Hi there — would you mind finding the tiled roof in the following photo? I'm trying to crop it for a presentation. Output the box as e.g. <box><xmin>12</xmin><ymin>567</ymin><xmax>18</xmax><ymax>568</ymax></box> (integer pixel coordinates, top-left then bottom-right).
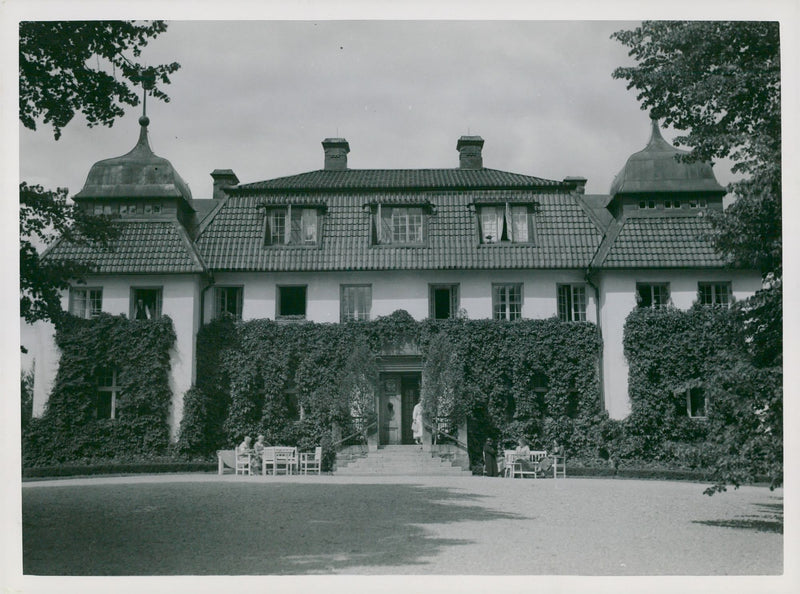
<box><xmin>195</xmin><ymin>190</ymin><xmax>603</xmax><ymax>271</ymax></box>
<box><xmin>233</xmin><ymin>168</ymin><xmax>564</xmax><ymax>192</ymax></box>
<box><xmin>598</xmin><ymin>214</ymin><xmax>728</xmax><ymax>268</ymax></box>
<box><xmin>44</xmin><ymin>220</ymin><xmax>206</xmax><ymax>274</ymax></box>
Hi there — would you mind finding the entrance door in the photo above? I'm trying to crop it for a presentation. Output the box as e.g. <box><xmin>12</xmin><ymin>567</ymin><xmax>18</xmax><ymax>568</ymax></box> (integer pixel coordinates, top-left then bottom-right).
<box><xmin>379</xmin><ymin>373</ymin><xmax>420</xmax><ymax>445</ymax></box>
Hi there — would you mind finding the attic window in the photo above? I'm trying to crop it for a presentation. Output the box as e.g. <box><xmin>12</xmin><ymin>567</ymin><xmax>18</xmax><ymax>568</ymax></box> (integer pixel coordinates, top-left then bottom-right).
<box><xmin>478</xmin><ymin>203</ymin><xmax>535</xmax><ymax>244</ymax></box>
<box><xmin>264</xmin><ymin>206</ymin><xmax>320</xmax><ymax>247</ymax></box>
<box><xmin>372</xmin><ymin>205</ymin><xmax>428</xmax><ymax>245</ymax></box>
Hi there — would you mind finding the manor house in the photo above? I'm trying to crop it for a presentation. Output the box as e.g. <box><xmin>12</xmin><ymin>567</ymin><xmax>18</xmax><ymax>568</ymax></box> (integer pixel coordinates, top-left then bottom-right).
<box><xmin>31</xmin><ymin>115</ymin><xmax>762</xmax><ymax>440</ymax></box>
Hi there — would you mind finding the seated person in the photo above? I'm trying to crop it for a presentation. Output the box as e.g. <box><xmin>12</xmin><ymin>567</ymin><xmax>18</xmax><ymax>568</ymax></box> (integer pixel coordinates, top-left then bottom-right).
<box><xmin>238</xmin><ymin>435</ymin><xmax>253</xmax><ymax>454</ymax></box>
<box><xmin>514</xmin><ymin>437</ymin><xmax>537</xmax><ymax>473</ymax></box>
<box><xmin>252</xmin><ymin>434</ymin><xmax>266</xmax><ymax>473</ymax></box>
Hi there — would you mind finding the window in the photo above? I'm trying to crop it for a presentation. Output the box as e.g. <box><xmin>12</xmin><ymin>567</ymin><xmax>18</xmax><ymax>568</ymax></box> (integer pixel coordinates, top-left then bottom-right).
<box><xmin>430</xmin><ymin>284</ymin><xmax>460</xmax><ymax>320</ymax></box>
<box><xmin>478</xmin><ymin>203</ymin><xmax>533</xmax><ymax>244</ymax></box>
<box><xmin>685</xmin><ymin>387</ymin><xmax>708</xmax><ymax>419</ymax></box>
<box><xmin>131</xmin><ymin>288</ymin><xmax>163</xmax><ymax>320</ymax></box>
<box><xmin>264</xmin><ymin>206</ymin><xmax>320</xmax><ymax>246</ymax></box>
<box><xmin>69</xmin><ymin>287</ymin><xmax>102</xmax><ymax>319</ymax></box>
<box><xmin>341</xmin><ymin>285</ymin><xmax>372</xmax><ymax>322</ymax></box>
<box><xmin>373</xmin><ymin>205</ymin><xmax>426</xmax><ymax>245</ymax></box>
<box><xmin>493</xmin><ymin>283</ymin><xmax>522</xmax><ymax>320</ymax></box>
<box><xmin>557</xmin><ymin>284</ymin><xmax>587</xmax><ymax>322</ymax></box>
<box><xmin>698</xmin><ymin>282</ymin><xmax>731</xmax><ymax>307</ymax></box>
<box><xmin>636</xmin><ymin>283</ymin><xmax>670</xmax><ymax>309</ymax></box>
<box><xmin>95</xmin><ymin>368</ymin><xmax>120</xmax><ymax>419</ymax></box>
<box><xmin>277</xmin><ymin>285</ymin><xmax>307</xmax><ymax>319</ymax></box>
<box><xmin>215</xmin><ymin>286</ymin><xmax>243</xmax><ymax>319</ymax></box>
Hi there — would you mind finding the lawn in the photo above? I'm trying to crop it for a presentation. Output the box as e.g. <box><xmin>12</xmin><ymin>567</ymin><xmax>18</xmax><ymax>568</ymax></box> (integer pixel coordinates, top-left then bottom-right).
<box><xmin>21</xmin><ymin>474</ymin><xmax>783</xmax><ymax>575</ymax></box>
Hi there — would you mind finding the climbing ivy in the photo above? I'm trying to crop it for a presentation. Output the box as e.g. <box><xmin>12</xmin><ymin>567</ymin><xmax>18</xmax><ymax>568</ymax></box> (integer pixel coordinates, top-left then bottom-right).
<box><xmin>22</xmin><ymin>313</ymin><xmax>176</xmax><ymax>466</ymax></box>
<box><xmin>179</xmin><ymin>311</ymin><xmax>603</xmax><ymax>466</ymax></box>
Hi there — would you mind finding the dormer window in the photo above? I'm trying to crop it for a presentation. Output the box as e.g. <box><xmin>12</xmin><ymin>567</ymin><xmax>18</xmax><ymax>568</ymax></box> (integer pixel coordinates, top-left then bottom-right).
<box><xmin>372</xmin><ymin>204</ymin><xmax>429</xmax><ymax>245</ymax></box>
<box><xmin>478</xmin><ymin>203</ymin><xmax>534</xmax><ymax>244</ymax></box>
<box><xmin>264</xmin><ymin>205</ymin><xmax>320</xmax><ymax>247</ymax></box>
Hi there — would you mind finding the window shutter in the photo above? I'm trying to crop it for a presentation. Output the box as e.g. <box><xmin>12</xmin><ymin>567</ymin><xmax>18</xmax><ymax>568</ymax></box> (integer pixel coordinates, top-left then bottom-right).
<box><xmin>381</xmin><ymin>207</ymin><xmax>393</xmax><ymax>244</ymax></box>
<box><xmin>290</xmin><ymin>206</ymin><xmax>302</xmax><ymax>244</ymax></box>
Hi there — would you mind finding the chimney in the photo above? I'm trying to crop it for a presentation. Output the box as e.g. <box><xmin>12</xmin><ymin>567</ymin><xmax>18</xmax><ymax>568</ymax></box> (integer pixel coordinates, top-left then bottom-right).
<box><xmin>322</xmin><ymin>138</ymin><xmax>350</xmax><ymax>171</ymax></box>
<box><xmin>564</xmin><ymin>176</ymin><xmax>587</xmax><ymax>195</ymax></box>
<box><xmin>456</xmin><ymin>135</ymin><xmax>484</xmax><ymax>169</ymax></box>
<box><xmin>210</xmin><ymin>169</ymin><xmax>239</xmax><ymax>200</ymax></box>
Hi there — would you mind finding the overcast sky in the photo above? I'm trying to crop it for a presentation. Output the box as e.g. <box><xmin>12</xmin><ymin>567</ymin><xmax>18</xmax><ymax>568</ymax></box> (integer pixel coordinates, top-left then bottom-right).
<box><xmin>19</xmin><ymin>20</ymin><xmax>731</xmax><ymax>199</ymax></box>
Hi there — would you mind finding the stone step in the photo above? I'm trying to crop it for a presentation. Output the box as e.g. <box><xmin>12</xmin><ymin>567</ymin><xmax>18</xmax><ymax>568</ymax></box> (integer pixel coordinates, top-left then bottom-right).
<box><xmin>335</xmin><ymin>446</ymin><xmax>472</xmax><ymax>476</ymax></box>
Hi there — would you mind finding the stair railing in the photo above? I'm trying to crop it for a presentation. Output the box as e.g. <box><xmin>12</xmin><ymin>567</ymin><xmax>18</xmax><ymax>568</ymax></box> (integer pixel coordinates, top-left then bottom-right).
<box><xmin>422</xmin><ymin>418</ymin><xmax>468</xmax><ymax>453</ymax></box>
<box><xmin>331</xmin><ymin>420</ymin><xmax>378</xmax><ymax>452</ymax></box>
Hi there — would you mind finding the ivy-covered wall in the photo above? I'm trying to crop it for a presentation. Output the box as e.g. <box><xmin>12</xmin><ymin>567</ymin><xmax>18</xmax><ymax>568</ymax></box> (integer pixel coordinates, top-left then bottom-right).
<box><xmin>178</xmin><ymin>311</ymin><xmax>604</xmax><ymax>466</ymax></box>
<box><xmin>22</xmin><ymin>314</ymin><xmax>176</xmax><ymax>466</ymax></box>
<box><xmin>619</xmin><ymin>304</ymin><xmax>745</xmax><ymax>465</ymax></box>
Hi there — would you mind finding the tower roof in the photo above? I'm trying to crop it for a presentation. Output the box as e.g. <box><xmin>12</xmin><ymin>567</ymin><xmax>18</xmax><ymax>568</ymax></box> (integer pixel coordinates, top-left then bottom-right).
<box><xmin>74</xmin><ymin>116</ymin><xmax>193</xmax><ymax>201</ymax></box>
<box><xmin>609</xmin><ymin>119</ymin><xmax>725</xmax><ymax>196</ymax></box>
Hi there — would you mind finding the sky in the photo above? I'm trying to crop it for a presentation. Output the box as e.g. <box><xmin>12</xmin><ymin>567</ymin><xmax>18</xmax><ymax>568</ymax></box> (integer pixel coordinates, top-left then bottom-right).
<box><xmin>19</xmin><ymin>20</ymin><xmax>711</xmax><ymax>199</ymax></box>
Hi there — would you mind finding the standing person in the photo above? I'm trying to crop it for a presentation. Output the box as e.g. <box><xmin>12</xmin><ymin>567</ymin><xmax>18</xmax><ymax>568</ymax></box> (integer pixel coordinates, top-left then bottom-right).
<box><xmin>483</xmin><ymin>438</ymin><xmax>498</xmax><ymax>477</ymax></box>
<box><xmin>411</xmin><ymin>398</ymin><xmax>423</xmax><ymax>445</ymax></box>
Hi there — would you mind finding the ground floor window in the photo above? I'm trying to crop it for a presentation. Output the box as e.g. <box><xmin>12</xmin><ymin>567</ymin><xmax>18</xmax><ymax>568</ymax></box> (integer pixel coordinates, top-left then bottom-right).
<box><xmin>215</xmin><ymin>286</ymin><xmax>243</xmax><ymax>319</ymax></box>
<box><xmin>69</xmin><ymin>287</ymin><xmax>102</xmax><ymax>319</ymax></box>
<box><xmin>132</xmin><ymin>287</ymin><xmax>163</xmax><ymax>319</ymax></box>
<box><xmin>277</xmin><ymin>285</ymin><xmax>307</xmax><ymax>319</ymax></box>
<box><xmin>698</xmin><ymin>282</ymin><xmax>731</xmax><ymax>307</ymax></box>
<box><xmin>95</xmin><ymin>368</ymin><xmax>120</xmax><ymax>419</ymax></box>
<box><xmin>684</xmin><ymin>386</ymin><xmax>708</xmax><ymax>419</ymax></box>
<box><xmin>557</xmin><ymin>284</ymin><xmax>587</xmax><ymax>321</ymax></box>
<box><xmin>430</xmin><ymin>284</ymin><xmax>459</xmax><ymax>319</ymax></box>
<box><xmin>636</xmin><ymin>283</ymin><xmax>670</xmax><ymax>309</ymax></box>
<box><xmin>341</xmin><ymin>284</ymin><xmax>372</xmax><ymax>322</ymax></box>
<box><xmin>493</xmin><ymin>283</ymin><xmax>522</xmax><ymax>321</ymax></box>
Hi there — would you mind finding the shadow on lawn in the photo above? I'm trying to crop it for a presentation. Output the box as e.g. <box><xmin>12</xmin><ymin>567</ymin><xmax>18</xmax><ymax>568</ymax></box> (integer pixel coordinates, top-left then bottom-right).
<box><xmin>692</xmin><ymin>498</ymin><xmax>783</xmax><ymax>535</ymax></box>
<box><xmin>23</xmin><ymin>482</ymin><xmax>522</xmax><ymax>575</ymax></box>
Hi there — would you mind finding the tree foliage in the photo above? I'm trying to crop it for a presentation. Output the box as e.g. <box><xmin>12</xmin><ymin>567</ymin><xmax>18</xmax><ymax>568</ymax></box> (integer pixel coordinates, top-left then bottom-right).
<box><xmin>20</xmin><ymin>20</ymin><xmax>179</xmax><ymax>139</ymax></box>
<box><xmin>19</xmin><ymin>21</ymin><xmax>179</xmax><ymax>329</ymax></box>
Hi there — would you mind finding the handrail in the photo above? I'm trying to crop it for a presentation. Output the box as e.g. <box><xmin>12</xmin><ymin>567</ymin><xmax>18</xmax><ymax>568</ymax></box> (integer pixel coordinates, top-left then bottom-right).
<box><xmin>332</xmin><ymin>420</ymin><xmax>378</xmax><ymax>451</ymax></box>
<box><xmin>423</xmin><ymin>419</ymin><xmax>469</xmax><ymax>452</ymax></box>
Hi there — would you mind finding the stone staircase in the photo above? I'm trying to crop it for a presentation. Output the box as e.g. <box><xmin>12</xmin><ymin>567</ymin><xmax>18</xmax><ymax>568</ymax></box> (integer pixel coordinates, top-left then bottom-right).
<box><xmin>335</xmin><ymin>444</ymin><xmax>473</xmax><ymax>476</ymax></box>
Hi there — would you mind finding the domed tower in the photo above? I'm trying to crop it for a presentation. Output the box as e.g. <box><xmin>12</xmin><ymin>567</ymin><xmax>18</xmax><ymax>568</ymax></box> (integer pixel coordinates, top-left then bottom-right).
<box><xmin>73</xmin><ymin>115</ymin><xmax>197</xmax><ymax>230</ymax></box>
<box><xmin>607</xmin><ymin>118</ymin><xmax>725</xmax><ymax>218</ymax></box>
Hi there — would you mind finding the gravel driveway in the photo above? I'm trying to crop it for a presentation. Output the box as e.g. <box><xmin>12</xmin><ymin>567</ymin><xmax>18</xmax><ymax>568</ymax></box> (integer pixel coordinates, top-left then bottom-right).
<box><xmin>22</xmin><ymin>473</ymin><xmax>782</xmax><ymax>576</ymax></box>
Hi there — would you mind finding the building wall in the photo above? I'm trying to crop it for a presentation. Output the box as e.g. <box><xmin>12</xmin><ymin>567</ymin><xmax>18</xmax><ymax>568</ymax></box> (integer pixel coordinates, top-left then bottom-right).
<box><xmin>32</xmin><ymin>274</ymin><xmax>203</xmax><ymax>439</ymax></box>
<box><xmin>208</xmin><ymin>269</ymin><xmax>598</xmax><ymax>324</ymax></box>
<box><xmin>598</xmin><ymin>268</ymin><xmax>763</xmax><ymax>420</ymax></box>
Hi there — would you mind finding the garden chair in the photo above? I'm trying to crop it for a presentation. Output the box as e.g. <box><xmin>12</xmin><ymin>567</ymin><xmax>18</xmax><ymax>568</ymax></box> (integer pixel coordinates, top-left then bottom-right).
<box><xmin>552</xmin><ymin>450</ymin><xmax>566</xmax><ymax>478</ymax></box>
<box><xmin>234</xmin><ymin>446</ymin><xmax>253</xmax><ymax>476</ymax></box>
<box><xmin>217</xmin><ymin>449</ymin><xmax>235</xmax><ymax>475</ymax></box>
<box><xmin>273</xmin><ymin>447</ymin><xmax>298</xmax><ymax>475</ymax></box>
<box><xmin>300</xmin><ymin>446</ymin><xmax>322</xmax><ymax>474</ymax></box>
<box><xmin>502</xmin><ymin>450</ymin><xmax>517</xmax><ymax>478</ymax></box>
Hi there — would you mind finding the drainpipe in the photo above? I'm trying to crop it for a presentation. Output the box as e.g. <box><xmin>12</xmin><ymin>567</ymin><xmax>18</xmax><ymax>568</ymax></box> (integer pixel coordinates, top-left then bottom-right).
<box><xmin>199</xmin><ymin>273</ymin><xmax>215</xmax><ymax>328</ymax></box>
<box><xmin>584</xmin><ymin>267</ymin><xmax>605</xmax><ymax>413</ymax></box>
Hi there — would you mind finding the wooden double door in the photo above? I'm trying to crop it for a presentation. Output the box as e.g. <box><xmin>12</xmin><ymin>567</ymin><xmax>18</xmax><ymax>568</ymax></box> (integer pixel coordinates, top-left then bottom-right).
<box><xmin>378</xmin><ymin>373</ymin><xmax>420</xmax><ymax>445</ymax></box>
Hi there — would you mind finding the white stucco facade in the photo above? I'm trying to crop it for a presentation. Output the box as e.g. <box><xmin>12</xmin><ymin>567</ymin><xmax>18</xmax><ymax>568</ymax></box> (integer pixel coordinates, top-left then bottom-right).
<box><xmin>207</xmin><ymin>269</ymin><xmax>598</xmax><ymax>325</ymax></box>
<box><xmin>597</xmin><ymin>268</ymin><xmax>763</xmax><ymax>419</ymax></box>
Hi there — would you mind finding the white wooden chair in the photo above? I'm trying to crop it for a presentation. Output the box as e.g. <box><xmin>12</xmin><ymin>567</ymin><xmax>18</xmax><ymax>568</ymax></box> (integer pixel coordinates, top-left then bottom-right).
<box><xmin>234</xmin><ymin>446</ymin><xmax>253</xmax><ymax>475</ymax></box>
<box><xmin>502</xmin><ymin>450</ymin><xmax>517</xmax><ymax>478</ymax></box>
<box><xmin>300</xmin><ymin>446</ymin><xmax>322</xmax><ymax>474</ymax></box>
<box><xmin>273</xmin><ymin>447</ymin><xmax>298</xmax><ymax>475</ymax></box>
<box><xmin>552</xmin><ymin>451</ymin><xmax>566</xmax><ymax>478</ymax></box>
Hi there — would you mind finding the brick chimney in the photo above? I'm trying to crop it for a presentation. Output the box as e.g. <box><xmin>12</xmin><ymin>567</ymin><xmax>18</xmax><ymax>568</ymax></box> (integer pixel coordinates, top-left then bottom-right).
<box><xmin>210</xmin><ymin>169</ymin><xmax>239</xmax><ymax>200</ymax></box>
<box><xmin>563</xmin><ymin>176</ymin><xmax>587</xmax><ymax>195</ymax></box>
<box><xmin>456</xmin><ymin>136</ymin><xmax>484</xmax><ymax>169</ymax></box>
<box><xmin>322</xmin><ymin>138</ymin><xmax>350</xmax><ymax>171</ymax></box>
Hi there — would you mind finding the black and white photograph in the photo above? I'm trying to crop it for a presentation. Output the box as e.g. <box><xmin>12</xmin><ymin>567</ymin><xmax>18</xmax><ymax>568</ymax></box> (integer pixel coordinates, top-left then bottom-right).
<box><xmin>3</xmin><ymin>2</ymin><xmax>797</xmax><ymax>593</ymax></box>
